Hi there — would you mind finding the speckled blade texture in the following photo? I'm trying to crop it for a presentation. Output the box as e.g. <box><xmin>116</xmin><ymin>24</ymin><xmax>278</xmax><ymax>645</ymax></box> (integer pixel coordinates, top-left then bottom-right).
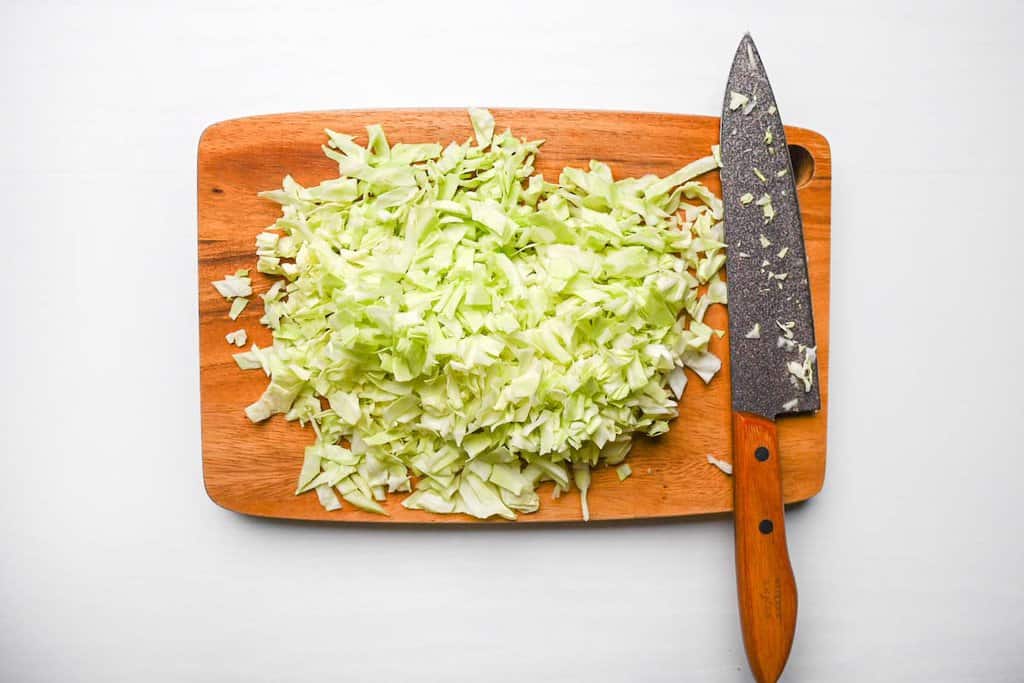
<box><xmin>721</xmin><ymin>35</ymin><xmax>820</xmax><ymax>419</ymax></box>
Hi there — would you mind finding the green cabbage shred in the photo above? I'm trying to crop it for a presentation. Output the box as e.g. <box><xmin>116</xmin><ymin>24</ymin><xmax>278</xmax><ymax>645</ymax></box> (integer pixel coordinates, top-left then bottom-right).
<box><xmin>232</xmin><ymin>109</ymin><xmax>725</xmax><ymax>520</ymax></box>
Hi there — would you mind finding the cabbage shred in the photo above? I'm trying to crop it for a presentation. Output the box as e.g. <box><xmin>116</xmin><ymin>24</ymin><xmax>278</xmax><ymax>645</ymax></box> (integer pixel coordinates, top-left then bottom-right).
<box><xmin>235</xmin><ymin>109</ymin><xmax>725</xmax><ymax>520</ymax></box>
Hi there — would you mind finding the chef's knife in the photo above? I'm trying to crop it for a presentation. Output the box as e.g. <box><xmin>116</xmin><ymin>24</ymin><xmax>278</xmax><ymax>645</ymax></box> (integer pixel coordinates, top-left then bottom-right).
<box><xmin>719</xmin><ymin>34</ymin><xmax>820</xmax><ymax>683</ymax></box>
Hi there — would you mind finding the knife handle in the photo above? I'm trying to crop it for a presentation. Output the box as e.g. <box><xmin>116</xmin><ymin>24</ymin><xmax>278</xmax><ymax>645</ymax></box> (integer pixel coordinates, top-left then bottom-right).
<box><xmin>732</xmin><ymin>411</ymin><xmax>798</xmax><ymax>683</ymax></box>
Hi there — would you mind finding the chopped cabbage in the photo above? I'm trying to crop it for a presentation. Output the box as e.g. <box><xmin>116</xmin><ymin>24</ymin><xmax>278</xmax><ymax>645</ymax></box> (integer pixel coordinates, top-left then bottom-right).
<box><xmin>228</xmin><ymin>297</ymin><xmax>248</xmax><ymax>320</ymax></box>
<box><xmin>787</xmin><ymin>345</ymin><xmax>817</xmax><ymax>393</ymax></box>
<box><xmin>232</xmin><ymin>347</ymin><xmax>263</xmax><ymax>370</ymax></box>
<box><xmin>212</xmin><ymin>272</ymin><xmax>252</xmax><ymax>299</ymax></box>
<box><xmin>225</xmin><ymin>329</ymin><xmax>247</xmax><ymax>347</ymax></box>
<box><xmin>706</xmin><ymin>453</ymin><xmax>733</xmax><ymax>475</ymax></box>
<box><xmin>316</xmin><ymin>484</ymin><xmax>342</xmax><ymax>511</ymax></box>
<box><xmin>728</xmin><ymin>92</ymin><xmax>749</xmax><ymax>111</ymax></box>
<box><xmin>229</xmin><ymin>109</ymin><xmax>725</xmax><ymax>520</ymax></box>
<box><xmin>573</xmin><ymin>462</ymin><xmax>592</xmax><ymax>522</ymax></box>
<box><xmin>755</xmin><ymin>193</ymin><xmax>775</xmax><ymax>223</ymax></box>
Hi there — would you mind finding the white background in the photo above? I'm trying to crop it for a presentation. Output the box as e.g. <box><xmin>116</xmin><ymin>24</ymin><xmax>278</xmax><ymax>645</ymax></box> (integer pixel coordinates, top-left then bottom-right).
<box><xmin>4</xmin><ymin>1</ymin><xmax>1023</xmax><ymax>681</ymax></box>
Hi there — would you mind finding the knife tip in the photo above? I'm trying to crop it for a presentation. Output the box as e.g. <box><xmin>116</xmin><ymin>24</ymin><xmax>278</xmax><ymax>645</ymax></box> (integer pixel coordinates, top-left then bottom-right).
<box><xmin>736</xmin><ymin>33</ymin><xmax>759</xmax><ymax>68</ymax></box>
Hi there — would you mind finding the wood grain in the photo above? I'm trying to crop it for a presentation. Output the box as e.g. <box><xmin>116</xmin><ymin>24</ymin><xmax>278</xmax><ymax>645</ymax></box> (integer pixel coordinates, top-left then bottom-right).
<box><xmin>732</xmin><ymin>411</ymin><xmax>797</xmax><ymax>683</ymax></box>
<box><xmin>197</xmin><ymin>109</ymin><xmax>831</xmax><ymax>523</ymax></box>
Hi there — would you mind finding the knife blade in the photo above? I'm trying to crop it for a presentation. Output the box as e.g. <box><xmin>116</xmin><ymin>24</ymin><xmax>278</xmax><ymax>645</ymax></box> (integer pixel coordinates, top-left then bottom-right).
<box><xmin>719</xmin><ymin>34</ymin><xmax>820</xmax><ymax>683</ymax></box>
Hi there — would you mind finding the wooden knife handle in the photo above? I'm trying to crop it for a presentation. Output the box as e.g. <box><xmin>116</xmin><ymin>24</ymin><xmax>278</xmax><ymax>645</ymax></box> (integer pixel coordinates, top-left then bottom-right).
<box><xmin>732</xmin><ymin>411</ymin><xmax>798</xmax><ymax>683</ymax></box>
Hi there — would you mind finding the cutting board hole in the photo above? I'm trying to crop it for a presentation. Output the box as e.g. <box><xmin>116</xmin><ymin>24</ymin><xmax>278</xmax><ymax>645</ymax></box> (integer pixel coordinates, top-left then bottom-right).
<box><xmin>788</xmin><ymin>145</ymin><xmax>814</xmax><ymax>188</ymax></box>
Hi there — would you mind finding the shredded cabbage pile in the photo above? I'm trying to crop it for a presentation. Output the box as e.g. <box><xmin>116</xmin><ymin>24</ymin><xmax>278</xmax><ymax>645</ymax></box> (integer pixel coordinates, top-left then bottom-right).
<box><xmin>228</xmin><ymin>109</ymin><xmax>725</xmax><ymax>520</ymax></box>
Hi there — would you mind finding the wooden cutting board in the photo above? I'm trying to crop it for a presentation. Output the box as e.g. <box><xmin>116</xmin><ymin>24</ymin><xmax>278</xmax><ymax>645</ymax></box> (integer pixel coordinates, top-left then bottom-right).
<box><xmin>198</xmin><ymin>109</ymin><xmax>831</xmax><ymax>523</ymax></box>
